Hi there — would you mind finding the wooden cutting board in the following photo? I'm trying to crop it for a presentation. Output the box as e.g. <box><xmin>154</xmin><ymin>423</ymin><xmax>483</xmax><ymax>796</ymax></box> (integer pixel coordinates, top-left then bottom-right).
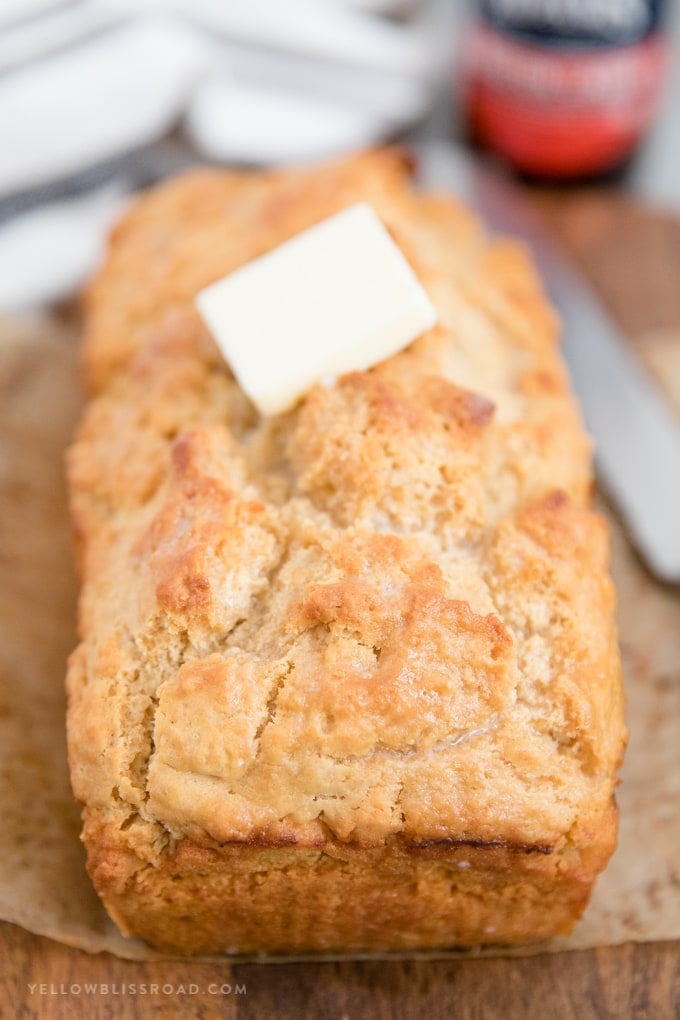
<box><xmin>1</xmin><ymin>186</ymin><xmax>679</xmax><ymax>1020</ymax></box>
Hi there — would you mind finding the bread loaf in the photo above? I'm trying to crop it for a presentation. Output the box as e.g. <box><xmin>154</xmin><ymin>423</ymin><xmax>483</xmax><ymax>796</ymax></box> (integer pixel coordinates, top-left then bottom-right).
<box><xmin>66</xmin><ymin>150</ymin><xmax>625</xmax><ymax>954</ymax></box>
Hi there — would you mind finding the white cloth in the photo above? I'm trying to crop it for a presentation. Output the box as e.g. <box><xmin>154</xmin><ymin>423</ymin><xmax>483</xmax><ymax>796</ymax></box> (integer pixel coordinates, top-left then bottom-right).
<box><xmin>0</xmin><ymin>0</ymin><xmax>445</xmax><ymax>310</ymax></box>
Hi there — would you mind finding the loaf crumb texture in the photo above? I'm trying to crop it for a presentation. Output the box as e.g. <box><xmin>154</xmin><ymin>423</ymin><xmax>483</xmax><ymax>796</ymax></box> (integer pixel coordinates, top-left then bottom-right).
<box><xmin>66</xmin><ymin>151</ymin><xmax>624</xmax><ymax>947</ymax></box>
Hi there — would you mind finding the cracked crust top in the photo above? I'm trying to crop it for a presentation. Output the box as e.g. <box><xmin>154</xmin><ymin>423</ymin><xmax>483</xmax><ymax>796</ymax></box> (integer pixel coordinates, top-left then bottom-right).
<box><xmin>66</xmin><ymin>150</ymin><xmax>624</xmax><ymax>868</ymax></box>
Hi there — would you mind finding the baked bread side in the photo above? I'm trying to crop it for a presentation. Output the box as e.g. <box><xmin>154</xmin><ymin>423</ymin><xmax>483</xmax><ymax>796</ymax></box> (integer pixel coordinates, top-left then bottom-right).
<box><xmin>66</xmin><ymin>150</ymin><xmax>625</xmax><ymax>953</ymax></box>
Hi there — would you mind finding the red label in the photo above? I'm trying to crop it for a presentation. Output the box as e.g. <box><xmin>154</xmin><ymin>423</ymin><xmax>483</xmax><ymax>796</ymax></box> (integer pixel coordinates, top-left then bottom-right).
<box><xmin>462</xmin><ymin>25</ymin><xmax>668</xmax><ymax>177</ymax></box>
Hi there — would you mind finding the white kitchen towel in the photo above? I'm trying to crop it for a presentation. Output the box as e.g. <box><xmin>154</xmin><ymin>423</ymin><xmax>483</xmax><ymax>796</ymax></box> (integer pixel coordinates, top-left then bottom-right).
<box><xmin>0</xmin><ymin>0</ymin><xmax>446</xmax><ymax>311</ymax></box>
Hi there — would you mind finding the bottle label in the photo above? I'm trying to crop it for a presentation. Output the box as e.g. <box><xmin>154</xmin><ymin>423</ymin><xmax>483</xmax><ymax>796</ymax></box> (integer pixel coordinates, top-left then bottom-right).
<box><xmin>464</xmin><ymin>1</ymin><xmax>668</xmax><ymax>177</ymax></box>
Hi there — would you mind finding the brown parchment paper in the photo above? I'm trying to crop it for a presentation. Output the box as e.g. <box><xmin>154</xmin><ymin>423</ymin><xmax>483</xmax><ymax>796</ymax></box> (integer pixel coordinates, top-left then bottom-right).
<box><xmin>0</xmin><ymin>313</ymin><xmax>678</xmax><ymax>962</ymax></box>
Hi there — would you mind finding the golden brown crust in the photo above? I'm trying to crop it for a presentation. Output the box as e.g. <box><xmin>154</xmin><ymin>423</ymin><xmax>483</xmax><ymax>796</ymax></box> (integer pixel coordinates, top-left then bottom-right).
<box><xmin>66</xmin><ymin>149</ymin><xmax>625</xmax><ymax>953</ymax></box>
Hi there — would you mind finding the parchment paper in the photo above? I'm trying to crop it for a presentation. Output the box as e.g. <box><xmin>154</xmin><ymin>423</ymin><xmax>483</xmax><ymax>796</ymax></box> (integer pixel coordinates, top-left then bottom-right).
<box><xmin>0</xmin><ymin>313</ymin><xmax>678</xmax><ymax>961</ymax></box>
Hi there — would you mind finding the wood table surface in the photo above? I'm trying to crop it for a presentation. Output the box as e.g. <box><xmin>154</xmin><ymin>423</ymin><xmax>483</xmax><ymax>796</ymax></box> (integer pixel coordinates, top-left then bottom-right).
<box><xmin>2</xmin><ymin>184</ymin><xmax>679</xmax><ymax>1020</ymax></box>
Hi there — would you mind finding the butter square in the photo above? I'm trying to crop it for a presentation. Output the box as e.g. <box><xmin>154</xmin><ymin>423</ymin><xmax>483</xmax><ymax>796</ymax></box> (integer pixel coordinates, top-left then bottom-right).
<box><xmin>195</xmin><ymin>202</ymin><xmax>437</xmax><ymax>416</ymax></box>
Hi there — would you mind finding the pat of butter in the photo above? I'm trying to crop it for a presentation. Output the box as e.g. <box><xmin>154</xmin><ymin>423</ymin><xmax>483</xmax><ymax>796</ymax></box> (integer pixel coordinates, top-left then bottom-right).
<box><xmin>195</xmin><ymin>202</ymin><xmax>437</xmax><ymax>416</ymax></box>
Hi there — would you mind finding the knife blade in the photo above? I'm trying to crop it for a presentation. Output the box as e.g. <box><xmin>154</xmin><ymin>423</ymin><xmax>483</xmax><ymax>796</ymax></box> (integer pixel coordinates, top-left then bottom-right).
<box><xmin>416</xmin><ymin>142</ymin><xmax>680</xmax><ymax>584</ymax></box>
